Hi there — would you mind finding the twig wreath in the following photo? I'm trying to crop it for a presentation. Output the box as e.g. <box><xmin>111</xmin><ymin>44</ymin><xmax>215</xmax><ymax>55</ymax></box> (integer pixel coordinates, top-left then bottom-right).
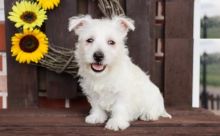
<box><xmin>8</xmin><ymin>0</ymin><xmax>124</xmax><ymax>76</ymax></box>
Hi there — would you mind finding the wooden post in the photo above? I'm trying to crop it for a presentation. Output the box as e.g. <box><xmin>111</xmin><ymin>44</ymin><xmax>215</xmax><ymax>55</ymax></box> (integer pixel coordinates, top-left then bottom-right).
<box><xmin>164</xmin><ymin>0</ymin><xmax>194</xmax><ymax>108</ymax></box>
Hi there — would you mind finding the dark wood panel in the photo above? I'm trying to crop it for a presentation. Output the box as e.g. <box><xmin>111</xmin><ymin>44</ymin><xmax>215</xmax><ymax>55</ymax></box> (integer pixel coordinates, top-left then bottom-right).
<box><xmin>88</xmin><ymin>0</ymin><xmax>103</xmax><ymax>18</ymax></box>
<box><xmin>126</xmin><ymin>0</ymin><xmax>155</xmax><ymax>74</ymax></box>
<box><xmin>4</xmin><ymin>0</ymin><xmax>38</xmax><ymax>108</ymax></box>
<box><xmin>152</xmin><ymin>61</ymin><xmax>164</xmax><ymax>92</ymax></box>
<box><xmin>164</xmin><ymin>0</ymin><xmax>194</xmax><ymax>108</ymax></box>
<box><xmin>78</xmin><ymin>0</ymin><xmax>88</xmax><ymax>14</ymax></box>
<box><xmin>1</xmin><ymin>126</ymin><xmax>220</xmax><ymax>136</ymax></box>
<box><xmin>45</xmin><ymin>0</ymin><xmax>78</xmax><ymax>98</ymax></box>
<box><xmin>38</xmin><ymin>67</ymin><xmax>46</xmax><ymax>91</ymax></box>
<box><xmin>126</xmin><ymin>0</ymin><xmax>164</xmax><ymax>90</ymax></box>
<box><xmin>164</xmin><ymin>39</ymin><xmax>193</xmax><ymax>108</ymax></box>
<box><xmin>39</xmin><ymin>97</ymin><xmax>65</xmax><ymax>109</ymax></box>
<box><xmin>165</xmin><ymin>0</ymin><xmax>194</xmax><ymax>38</ymax></box>
<box><xmin>0</xmin><ymin>108</ymin><xmax>220</xmax><ymax>135</ymax></box>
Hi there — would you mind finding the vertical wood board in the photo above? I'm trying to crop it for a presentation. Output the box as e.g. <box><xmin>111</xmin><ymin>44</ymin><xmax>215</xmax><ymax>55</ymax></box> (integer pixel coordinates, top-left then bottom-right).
<box><xmin>5</xmin><ymin>0</ymin><xmax>38</xmax><ymax>108</ymax></box>
<box><xmin>45</xmin><ymin>0</ymin><xmax>78</xmax><ymax>98</ymax></box>
<box><xmin>164</xmin><ymin>0</ymin><xmax>194</xmax><ymax>108</ymax></box>
<box><xmin>126</xmin><ymin>0</ymin><xmax>154</xmax><ymax>74</ymax></box>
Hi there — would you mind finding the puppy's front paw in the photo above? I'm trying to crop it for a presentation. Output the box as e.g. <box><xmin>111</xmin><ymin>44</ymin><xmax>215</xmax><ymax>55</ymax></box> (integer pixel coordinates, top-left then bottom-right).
<box><xmin>105</xmin><ymin>118</ymin><xmax>130</xmax><ymax>131</ymax></box>
<box><xmin>85</xmin><ymin>113</ymin><xmax>107</xmax><ymax>124</ymax></box>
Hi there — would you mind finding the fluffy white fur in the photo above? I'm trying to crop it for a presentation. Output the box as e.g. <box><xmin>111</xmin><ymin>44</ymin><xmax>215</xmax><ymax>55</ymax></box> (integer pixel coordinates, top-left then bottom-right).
<box><xmin>68</xmin><ymin>15</ymin><xmax>171</xmax><ymax>131</ymax></box>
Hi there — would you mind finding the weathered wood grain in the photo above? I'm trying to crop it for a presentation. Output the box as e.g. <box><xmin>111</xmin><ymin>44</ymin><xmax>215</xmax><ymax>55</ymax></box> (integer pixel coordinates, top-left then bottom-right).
<box><xmin>5</xmin><ymin>0</ymin><xmax>38</xmax><ymax>108</ymax></box>
<box><xmin>165</xmin><ymin>0</ymin><xmax>194</xmax><ymax>38</ymax></box>
<box><xmin>164</xmin><ymin>39</ymin><xmax>193</xmax><ymax>108</ymax></box>
<box><xmin>126</xmin><ymin>0</ymin><xmax>154</xmax><ymax>74</ymax></box>
<box><xmin>0</xmin><ymin>108</ymin><xmax>220</xmax><ymax>136</ymax></box>
<box><xmin>88</xmin><ymin>0</ymin><xmax>103</xmax><ymax>18</ymax></box>
<box><xmin>164</xmin><ymin>0</ymin><xmax>194</xmax><ymax>108</ymax></box>
<box><xmin>126</xmin><ymin>0</ymin><xmax>165</xmax><ymax>91</ymax></box>
<box><xmin>78</xmin><ymin>0</ymin><xmax>88</xmax><ymax>15</ymax></box>
<box><xmin>152</xmin><ymin>61</ymin><xmax>164</xmax><ymax>92</ymax></box>
<box><xmin>45</xmin><ymin>0</ymin><xmax>78</xmax><ymax>98</ymax></box>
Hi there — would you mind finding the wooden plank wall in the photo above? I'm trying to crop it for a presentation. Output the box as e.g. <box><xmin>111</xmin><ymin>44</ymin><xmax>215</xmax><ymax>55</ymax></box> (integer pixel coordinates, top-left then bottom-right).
<box><xmin>164</xmin><ymin>0</ymin><xmax>194</xmax><ymax>108</ymax></box>
<box><xmin>5</xmin><ymin>0</ymin><xmax>194</xmax><ymax>108</ymax></box>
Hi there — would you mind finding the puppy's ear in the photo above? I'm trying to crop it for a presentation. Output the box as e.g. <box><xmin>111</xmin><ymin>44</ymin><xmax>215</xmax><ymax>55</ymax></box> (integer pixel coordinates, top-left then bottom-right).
<box><xmin>68</xmin><ymin>15</ymin><xmax>92</xmax><ymax>34</ymax></box>
<box><xmin>113</xmin><ymin>16</ymin><xmax>135</xmax><ymax>34</ymax></box>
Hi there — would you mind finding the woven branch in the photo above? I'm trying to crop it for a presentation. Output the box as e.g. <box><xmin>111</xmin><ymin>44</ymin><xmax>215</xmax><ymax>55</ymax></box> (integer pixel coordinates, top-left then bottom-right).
<box><xmin>98</xmin><ymin>0</ymin><xmax>125</xmax><ymax>17</ymax></box>
<box><xmin>38</xmin><ymin>45</ymin><xmax>78</xmax><ymax>76</ymax></box>
<box><xmin>37</xmin><ymin>0</ymin><xmax>125</xmax><ymax>76</ymax></box>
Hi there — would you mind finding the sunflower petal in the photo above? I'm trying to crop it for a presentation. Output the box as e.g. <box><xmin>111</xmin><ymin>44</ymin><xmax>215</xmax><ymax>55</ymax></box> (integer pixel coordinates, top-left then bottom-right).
<box><xmin>37</xmin><ymin>0</ymin><xmax>60</xmax><ymax>10</ymax></box>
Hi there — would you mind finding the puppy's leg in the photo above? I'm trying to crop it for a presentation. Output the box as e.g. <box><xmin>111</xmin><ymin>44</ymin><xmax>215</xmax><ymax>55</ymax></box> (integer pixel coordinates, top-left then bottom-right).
<box><xmin>140</xmin><ymin>113</ymin><xmax>159</xmax><ymax>121</ymax></box>
<box><xmin>140</xmin><ymin>108</ymin><xmax>161</xmax><ymax>121</ymax></box>
<box><xmin>105</xmin><ymin>103</ymin><xmax>130</xmax><ymax>131</ymax></box>
<box><xmin>85</xmin><ymin>99</ymin><xmax>107</xmax><ymax>124</ymax></box>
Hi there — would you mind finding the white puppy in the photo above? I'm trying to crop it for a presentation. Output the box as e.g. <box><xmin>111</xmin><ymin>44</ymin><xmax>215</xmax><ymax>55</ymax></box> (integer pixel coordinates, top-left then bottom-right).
<box><xmin>68</xmin><ymin>15</ymin><xmax>171</xmax><ymax>131</ymax></box>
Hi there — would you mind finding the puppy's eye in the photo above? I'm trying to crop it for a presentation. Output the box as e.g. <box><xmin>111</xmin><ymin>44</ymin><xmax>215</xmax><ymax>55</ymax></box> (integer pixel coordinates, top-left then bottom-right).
<box><xmin>86</xmin><ymin>38</ymin><xmax>94</xmax><ymax>43</ymax></box>
<box><xmin>108</xmin><ymin>40</ymin><xmax>115</xmax><ymax>45</ymax></box>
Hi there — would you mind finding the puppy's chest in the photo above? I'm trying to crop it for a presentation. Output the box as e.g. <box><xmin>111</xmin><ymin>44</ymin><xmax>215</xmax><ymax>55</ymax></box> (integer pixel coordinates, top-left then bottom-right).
<box><xmin>97</xmin><ymin>90</ymin><xmax>117</xmax><ymax>111</ymax></box>
<box><xmin>88</xmin><ymin>83</ymin><xmax>117</xmax><ymax>111</ymax></box>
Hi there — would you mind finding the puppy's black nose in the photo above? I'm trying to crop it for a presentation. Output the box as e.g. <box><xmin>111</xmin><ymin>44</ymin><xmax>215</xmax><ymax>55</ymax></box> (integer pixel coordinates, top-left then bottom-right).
<box><xmin>93</xmin><ymin>51</ymin><xmax>104</xmax><ymax>62</ymax></box>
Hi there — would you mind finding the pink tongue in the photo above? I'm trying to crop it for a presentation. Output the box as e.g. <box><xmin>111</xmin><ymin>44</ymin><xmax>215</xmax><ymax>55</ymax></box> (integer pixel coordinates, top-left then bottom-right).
<box><xmin>92</xmin><ymin>64</ymin><xmax>104</xmax><ymax>71</ymax></box>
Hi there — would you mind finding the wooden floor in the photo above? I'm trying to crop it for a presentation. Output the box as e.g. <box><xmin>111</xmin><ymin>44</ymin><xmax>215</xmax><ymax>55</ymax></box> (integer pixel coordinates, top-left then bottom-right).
<box><xmin>0</xmin><ymin>105</ymin><xmax>220</xmax><ymax>135</ymax></box>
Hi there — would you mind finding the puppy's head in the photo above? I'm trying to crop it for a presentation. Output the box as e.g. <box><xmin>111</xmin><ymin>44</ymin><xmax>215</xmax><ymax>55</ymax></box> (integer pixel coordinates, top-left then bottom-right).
<box><xmin>68</xmin><ymin>15</ymin><xmax>135</xmax><ymax>76</ymax></box>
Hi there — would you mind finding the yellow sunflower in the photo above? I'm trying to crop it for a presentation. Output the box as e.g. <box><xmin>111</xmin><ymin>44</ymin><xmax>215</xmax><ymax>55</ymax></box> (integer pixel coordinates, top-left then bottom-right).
<box><xmin>8</xmin><ymin>1</ymin><xmax>47</xmax><ymax>30</ymax></box>
<box><xmin>37</xmin><ymin>0</ymin><xmax>60</xmax><ymax>10</ymax></box>
<box><xmin>11</xmin><ymin>29</ymin><xmax>48</xmax><ymax>64</ymax></box>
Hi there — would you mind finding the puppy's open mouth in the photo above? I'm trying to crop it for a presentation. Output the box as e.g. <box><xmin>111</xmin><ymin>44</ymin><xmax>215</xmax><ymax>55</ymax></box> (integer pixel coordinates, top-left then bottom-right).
<box><xmin>91</xmin><ymin>63</ymin><xmax>106</xmax><ymax>73</ymax></box>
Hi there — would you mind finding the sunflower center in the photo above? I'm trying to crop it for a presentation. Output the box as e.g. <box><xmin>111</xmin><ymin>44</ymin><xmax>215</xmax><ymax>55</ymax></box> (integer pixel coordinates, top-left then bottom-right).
<box><xmin>20</xmin><ymin>11</ymin><xmax>37</xmax><ymax>23</ymax></box>
<box><xmin>19</xmin><ymin>35</ymin><xmax>39</xmax><ymax>53</ymax></box>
